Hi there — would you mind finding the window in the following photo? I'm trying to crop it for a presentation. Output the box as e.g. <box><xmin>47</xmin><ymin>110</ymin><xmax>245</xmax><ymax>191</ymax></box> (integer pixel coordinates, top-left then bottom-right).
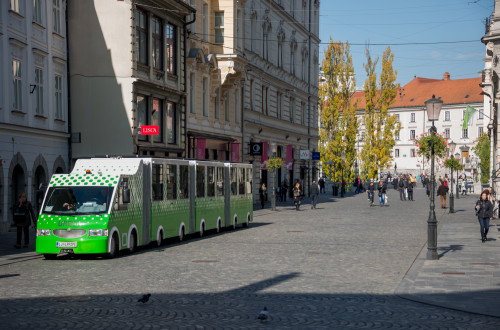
<box><xmin>214</xmin><ymin>90</ymin><xmax>220</xmax><ymax>120</ymax></box>
<box><xmin>395</xmin><ymin>131</ymin><xmax>400</xmax><ymax>140</ymax></box>
<box><xmin>249</xmin><ymin>80</ymin><xmax>254</xmax><ymax>110</ymax></box>
<box><xmin>136</xmin><ymin>9</ymin><xmax>148</xmax><ymax>65</ymax></box>
<box><xmin>165</xmin><ymin>23</ymin><xmax>176</xmax><ymax>73</ymax></box>
<box><xmin>224</xmin><ymin>93</ymin><xmax>230</xmax><ymax>122</ymax></box>
<box><xmin>196</xmin><ymin>166</ymin><xmax>205</xmax><ymax>198</ymax></box>
<box><xmin>33</xmin><ymin>0</ymin><xmax>42</xmax><ymax>24</ymax></box>
<box><xmin>278</xmin><ymin>42</ymin><xmax>283</xmax><ymax>68</ymax></box>
<box><xmin>290</xmin><ymin>50</ymin><xmax>295</xmax><ymax>75</ymax></box>
<box><xmin>410</xmin><ymin>130</ymin><xmax>415</xmax><ymax>140</ymax></box>
<box><xmin>216</xmin><ymin>167</ymin><xmax>224</xmax><ymax>196</ymax></box>
<box><xmin>277</xmin><ymin>92</ymin><xmax>282</xmax><ymax>119</ymax></box>
<box><xmin>410</xmin><ymin>113</ymin><xmax>415</xmax><ymax>122</ymax></box>
<box><xmin>236</xmin><ymin>7</ymin><xmax>242</xmax><ymax>50</ymax></box>
<box><xmin>462</xmin><ymin>128</ymin><xmax>468</xmax><ymax>139</ymax></box>
<box><xmin>152</xmin><ymin>17</ymin><xmax>163</xmax><ymax>70</ymax></box>
<box><xmin>35</xmin><ymin>67</ymin><xmax>44</xmax><ymax>115</ymax></box>
<box><xmin>13</xmin><ymin>59</ymin><xmax>22</xmax><ymax>111</ymax></box>
<box><xmin>246</xmin><ymin>168</ymin><xmax>253</xmax><ymax>194</ymax></box>
<box><xmin>151</xmin><ymin>98</ymin><xmax>163</xmax><ymax>143</ymax></box>
<box><xmin>214</xmin><ymin>12</ymin><xmax>224</xmax><ymax>43</ymax></box>
<box><xmin>262</xmin><ymin>86</ymin><xmax>268</xmax><ymax>115</ymax></box>
<box><xmin>263</xmin><ymin>32</ymin><xmax>269</xmax><ymax>60</ymax></box>
<box><xmin>53</xmin><ymin>0</ymin><xmax>61</xmax><ymax>33</ymax></box>
<box><xmin>11</xmin><ymin>0</ymin><xmax>20</xmax><ymax>13</ymax></box>
<box><xmin>396</xmin><ymin>114</ymin><xmax>400</xmax><ymax>122</ymax></box>
<box><xmin>445</xmin><ymin>128</ymin><xmax>450</xmax><ymax>139</ymax></box>
<box><xmin>479</xmin><ymin>127</ymin><xmax>484</xmax><ymax>136</ymax></box>
<box><xmin>301</xmin><ymin>102</ymin><xmax>306</xmax><ymax>125</ymax></box>
<box><xmin>238</xmin><ymin>168</ymin><xmax>245</xmax><ymax>194</ymax></box>
<box><xmin>207</xmin><ymin>166</ymin><xmax>215</xmax><ymax>197</ymax></box>
<box><xmin>189</xmin><ymin>0</ymin><xmax>196</xmax><ymax>34</ymax></box>
<box><xmin>290</xmin><ymin>97</ymin><xmax>295</xmax><ymax>122</ymax></box>
<box><xmin>189</xmin><ymin>73</ymin><xmax>196</xmax><ymax>114</ymax></box>
<box><xmin>361</xmin><ymin>131</ymin><xmax>365</xmax><ymax>141</ymax></box>
<box><xmin>445</xmin><ymin>111</ymin><xmax>450</xmax><ymax>121</ymax></box>
<box><xmin>395</xmin><ymin>149</ymin><xmax>399</xmax><ymax>158</ymax></box>
<box><xmin>479</xmin><ymin>109</ymin><xmax>484</xmax><ymax>119</ymax></box>
<box><xmin>462</xmin><ymin>110</ymin><xmax>466</xmax><ymax>120</ymax></box>
<box><xmin>179</xmin><ymin>165</ymin><xmax>189</xmax><ymax>199</ymax></box>
<box><xmin>166</xmin><ymin>102</ymin><xmax>176</xmax><ymax>144</ymax></box>
<box><xmin>410</xmin><ymin>149</ymin><xmax>416</xmax><ymax>158</ymax></box>
<box><xmin>230</xmin><ymin>168</ymin><xmax>237</xmax><ymax>195</ymax></box>
<box><xmin>137</xmin><ymin>95</ymin><xmax>148</xmax><ymax>141</ymax></box>
<box><xmin>152</xmin><ymin>164</ymin><xmax>164</xmax><ymax>201</ymax></box>
<box><xmin>55</xmin><ymin>74</ymin><xmax>63</xmax><ymax>119</ymax></box>
<box><xmin>302</xmin><ymin>56</ymin><xmax>307</xmax><ymax>81</ymax></box>
<box><xmin>202</xmin><ymin>77</ymin><xmax>208</xmax><ymax>116</ymax></box>
<box><xmin>166</xmin><ymin>165</ymin><xmax>177</xmax><ymax>200</ymax></box>
<box><xmin>202</xmin><ymin>3</ymin><xmax>208</xmax><ymax>41</ymax></box>
<box><xmin>234</xmin><ymin>88</ymin><xmax>240</xmax><ymax>123</ymax></box>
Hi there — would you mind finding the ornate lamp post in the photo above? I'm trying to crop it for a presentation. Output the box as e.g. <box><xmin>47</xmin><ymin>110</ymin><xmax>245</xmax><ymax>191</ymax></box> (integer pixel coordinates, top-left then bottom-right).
<box><xmin>448</xmin><ymin>140</ymin><xmax>456</xmax><ymax>213</ymax></box>
<box><xmin>425</xmin><ymin>95</ymin><xmax>442</xmax><ymax>260</ymax></box>
<box><xmin>455</xmin><ymin>152</ymin><xmax>461</xmax><ymax>199</ymax></box>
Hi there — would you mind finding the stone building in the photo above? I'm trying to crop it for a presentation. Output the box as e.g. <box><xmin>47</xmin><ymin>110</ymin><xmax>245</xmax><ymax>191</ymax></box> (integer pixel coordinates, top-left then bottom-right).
<box><xmin>353</xmin><ymin>73</ymin><xmax>485</xmax><ymax>179</ymax></box>
<box><xmin>68</xmin><ymin>0</ymin><xmax>194</xmax><ymax>160</ymax></box>
<box><xmin>0</xmin><ymin>0</ymin><xmax>69</xmax><ymax>231</ymax></box>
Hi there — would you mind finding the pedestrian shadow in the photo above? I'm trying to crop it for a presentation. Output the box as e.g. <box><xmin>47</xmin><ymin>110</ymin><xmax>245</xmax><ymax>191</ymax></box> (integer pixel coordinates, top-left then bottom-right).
<box><xmin>438</xmin><ymin>244</ymin><xmax>464</xmax><ymax>258</ymax></box>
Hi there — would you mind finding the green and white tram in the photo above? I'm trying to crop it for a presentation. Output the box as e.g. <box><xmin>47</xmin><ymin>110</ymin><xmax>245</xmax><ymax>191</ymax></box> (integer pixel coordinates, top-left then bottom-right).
<box><xmin>35</xmin><ymin>158</ymin><xmax>253</xmax><ymax>259</ymax></box>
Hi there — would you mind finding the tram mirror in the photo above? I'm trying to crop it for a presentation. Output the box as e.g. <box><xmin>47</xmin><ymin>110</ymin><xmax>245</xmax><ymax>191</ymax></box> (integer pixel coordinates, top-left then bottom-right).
<box><xmin>122</xmin><ymin>188</ymin><xmax>131</xmax><ymax>204</ymax></box>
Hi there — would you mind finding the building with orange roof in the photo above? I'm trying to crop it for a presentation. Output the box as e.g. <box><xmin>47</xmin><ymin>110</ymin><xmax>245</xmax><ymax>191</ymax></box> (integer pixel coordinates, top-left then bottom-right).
<box><xmin>353</xmin><ymin>73</ymin><xmax>485</xmax><ymax>178</ymax></box>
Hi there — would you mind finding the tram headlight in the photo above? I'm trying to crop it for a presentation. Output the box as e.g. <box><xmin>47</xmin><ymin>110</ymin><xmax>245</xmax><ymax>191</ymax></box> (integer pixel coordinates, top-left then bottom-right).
<box><xmin>88</xmin><ymin>229</ymin><xmax>108</xmax><ymax>237</ymax></box>
<box><xmin>37</xmin><ymin>229</ymin><xmax>51</xmax><ymax>236</ymax></box>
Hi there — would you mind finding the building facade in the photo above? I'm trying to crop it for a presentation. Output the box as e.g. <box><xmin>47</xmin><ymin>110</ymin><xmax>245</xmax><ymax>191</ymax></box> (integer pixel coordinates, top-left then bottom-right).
<box><xmin>353</xmin><ymin>73</ymin><xmax>485</xmax><ymax>179</ymax></box>
<box><xmin>68</xmin><ymin>0</ymin><xmax>194</xmax><ymax>160</ymax></box>
<box><xmin>481</xmin><ymin>1</ymin><xmax>500</xmax><ymax>194</ymax></box>
<box><xmin>0</xmin><ymin>0</ymin><xmax>69</xmax><ymax>231</ymax></box>
<box><xmin>242</xmin><ymin>0</ymin><xmax>320</xmax><ymax>197</ymax></box>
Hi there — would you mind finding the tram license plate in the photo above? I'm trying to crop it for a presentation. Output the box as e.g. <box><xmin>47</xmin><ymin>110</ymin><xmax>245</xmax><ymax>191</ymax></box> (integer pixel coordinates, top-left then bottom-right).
<box><xmin>56</xmin><ymin>241</ymin><xmax>77</xmax><ymax>248</ymax></box>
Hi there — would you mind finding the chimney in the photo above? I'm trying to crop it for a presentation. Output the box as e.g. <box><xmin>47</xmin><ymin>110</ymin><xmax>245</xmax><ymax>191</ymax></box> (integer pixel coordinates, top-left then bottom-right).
<box><xmin>443</xmin><ymin>72</ymin><xmax>451</xmax><ymax>80</ymax></box>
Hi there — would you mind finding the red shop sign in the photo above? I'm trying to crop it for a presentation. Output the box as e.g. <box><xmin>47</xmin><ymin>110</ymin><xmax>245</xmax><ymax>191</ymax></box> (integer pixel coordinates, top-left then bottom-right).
<box><xmin>140</xmin><ymin>125</ymin><xmax>159</xmax><ymax>135</ymax></box>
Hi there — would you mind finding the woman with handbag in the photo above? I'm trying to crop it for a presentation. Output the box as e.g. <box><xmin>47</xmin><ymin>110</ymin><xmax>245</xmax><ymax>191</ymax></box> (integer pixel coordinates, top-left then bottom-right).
<box><xmin>12</xmin><ymin>193</ymin><xmax>36</xmax><ymax>249</ymax></box>
<box><xmin>475</xmin><ymin>190</ymin><xmax>493</xmax><ymax>243</ymax></box>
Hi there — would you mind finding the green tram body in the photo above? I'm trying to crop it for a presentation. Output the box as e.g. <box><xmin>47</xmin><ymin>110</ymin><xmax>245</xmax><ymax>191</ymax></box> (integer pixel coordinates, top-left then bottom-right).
<box><xmin>36</xmin><ymin>158</ymin><xmax>253</xmax><ymax>258</ymax></box>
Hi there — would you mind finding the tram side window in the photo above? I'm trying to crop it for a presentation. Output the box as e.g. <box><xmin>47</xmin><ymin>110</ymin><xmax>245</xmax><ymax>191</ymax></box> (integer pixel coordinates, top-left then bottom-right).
<box><xmin>166</xmin><ymin>165</ymin><xmax>177</xmax><ymax>200</ymax></box>
<box><xmin>230</xmin><ymin>168</ymin><xmax>237</xmax><ymax>195</ymax></box>
<box><xmin>114</xmin><ymin>177</ymin><xmax>129</xmax><ymax>211</ymax></box>
<box><xmin>216</xmin><ymin>167</ymin><xmax>224</xmax><ymax>196</ymax></box>
<box><xmin>246</xmin><ymin>168</ymin><xmax>253</xmax><ymax>194</ymax></box>
<box><xmin>197</xmin><ymin>166</ymin><xmax>205</xmax><ymax>198</ymax></box>
<box><xmin>207</xmin><ymin>166</ymin><xmax>215</xmax><ymax>197</ymax></box>
<box><xmin>152</xmin><ymin>164</ymin><xmax>163</xmax><ymax>201</ymax></box>
<box><xmin>238</xmin><ymin>168</ymin><xmax>245</xmax><ymax>194</ymax></box>
<box><xmin>179</xmin><ymin>165</ymin><xmax>189</xmax><ymax>199</ymax></box>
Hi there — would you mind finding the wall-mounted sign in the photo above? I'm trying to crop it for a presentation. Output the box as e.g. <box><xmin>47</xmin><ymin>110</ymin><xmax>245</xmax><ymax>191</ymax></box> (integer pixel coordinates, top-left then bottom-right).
<box><xmin>249</xmin><ymin>142</ymin><xmax>263</xmax><ymax>156</ymax></box>
<box><xmin>141</xmin><ymin>125</ymin><xmax>159</xmax><ymax>135</ymax></box>
<box><xmin>299</xmin><ymin>150</ymin><xmax>310</xmax><ymax>160</ymax></box>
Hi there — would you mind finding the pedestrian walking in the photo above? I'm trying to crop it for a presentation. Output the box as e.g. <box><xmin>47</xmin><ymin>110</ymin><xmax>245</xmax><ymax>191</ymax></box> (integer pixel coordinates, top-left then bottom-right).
<box><xmin>259</xmin><ymin>183</ymin><xmax>267</xmax><ymax>209</ymax></box>
<box><xmin>12</xmin><ymin>193</ymin><xmax>36</xmax><ymax>249</ymax></box>
<box><xmin>475</xmin><ymin>190</ymin><xmax>493</xmax><ymax>243</ymax></box>
<box><xmin>293</xmin><ymin>182</ymin><xmax>302</xmax><ymax>211</ymax></box>
<box><xmin>367</xmin><ymin>181</ymin><xmax>375</xmax><ymax>206</ymax></box>
<box><xmin>319</xmin><ymin>177</ymin><xmax>325</xmax><ymax>194</ymax></box>
<box><xmin>407</xmin><ymin>177</ymin><xmax>414</xmax><ymax>201</ymax></box>
<box><xmin>281</xmin><ymin>179</ymin><xmax>288</xmax><ymax>202</ymax></box>
<box><xmin>310</xmin><ymin>180</ymin><xmax>319</xmax><ymax>209</ymax></box>
<box><xmin>377</xmin><ymin>180</ymin><xmax>387</xmax><ymax>207</ymax></box>
<box><xmin>398</xmin><ymin>176</ymin><xmax>406</xmax><ymax>201</ymax></box>
<box><xmin>437</xmin><ymin>180</ymin><xmax>449</xmax><ymax>208</ymax></box>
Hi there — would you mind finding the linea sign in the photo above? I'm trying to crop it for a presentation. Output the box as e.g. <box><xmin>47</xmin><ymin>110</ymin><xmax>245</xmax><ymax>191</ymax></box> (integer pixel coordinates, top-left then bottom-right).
<box><xmin>141</xmin><ymin>125</ymin><xmax>159</xmax><ymax>135</ymax></box>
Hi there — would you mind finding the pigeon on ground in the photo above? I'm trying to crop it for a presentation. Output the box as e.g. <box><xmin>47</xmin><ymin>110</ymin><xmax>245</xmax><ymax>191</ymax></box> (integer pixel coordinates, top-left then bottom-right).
<box><xmin>137</xmin><ymin>294</ymin><xmax>151</xmax><ymax>303</ymax></box>
<box><xmin>257</xmin><ymin>307</ymin><xmax>268</xmax><ymax>322</ymax></box>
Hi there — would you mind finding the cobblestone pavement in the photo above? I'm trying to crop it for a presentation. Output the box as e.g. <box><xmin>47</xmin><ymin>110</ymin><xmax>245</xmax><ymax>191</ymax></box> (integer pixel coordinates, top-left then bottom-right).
<box><xmin>0</xmin><ymin>187</ymin><xmax>499</xmax><ymax>329</ymax></box>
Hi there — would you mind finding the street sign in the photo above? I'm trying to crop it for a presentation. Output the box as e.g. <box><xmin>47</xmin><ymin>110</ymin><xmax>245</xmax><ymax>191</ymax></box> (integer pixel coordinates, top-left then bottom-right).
<box><xmin>299</xmin><ymin>150</ymin><xmax>310</xmax><ymax>160</ymax></box>
<box><xmin>249</xmin><ymin>142</ymin><xmax>263</xmax><ymax>155</ymax></box>
<box><xmin>312</xmin><ymin>152</ymin><xmax>320</xmax><ymax>160</ymax></box>
<box><xmin>141</xmin><ymin>125</ymin><xmax>159</xmax><ymax>135</ymax></box>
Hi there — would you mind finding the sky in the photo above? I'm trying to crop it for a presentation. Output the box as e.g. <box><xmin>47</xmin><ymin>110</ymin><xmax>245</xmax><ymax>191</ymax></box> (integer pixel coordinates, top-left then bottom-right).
<box><xmin>319</xmin><ymin>0</ymin><xmax>494</xmax><ymax>88</ymax></box>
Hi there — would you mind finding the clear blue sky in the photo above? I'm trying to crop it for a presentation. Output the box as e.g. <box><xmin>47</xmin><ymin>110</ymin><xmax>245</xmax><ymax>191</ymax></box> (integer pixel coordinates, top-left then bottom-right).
<box><xmin>319</xmin><ymin>0</ymin><xmax>494</xmax><ymax>88</ymax></box>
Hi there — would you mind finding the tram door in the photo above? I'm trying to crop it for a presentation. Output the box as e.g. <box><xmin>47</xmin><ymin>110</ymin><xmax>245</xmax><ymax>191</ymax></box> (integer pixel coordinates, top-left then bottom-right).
<box><xmin>189</xmin><ymin>161</ymin><xmax>196</xmax><ymax>234</ymax></box>
<box><xmin>142</xmin><ymin>161</ymin><xmax>151</xmax><ymax>245</ymax></box>
<box><xmin>224</xmin><ymin>163</ymin><xmax>231</xmax><ymax>227</ymax></box>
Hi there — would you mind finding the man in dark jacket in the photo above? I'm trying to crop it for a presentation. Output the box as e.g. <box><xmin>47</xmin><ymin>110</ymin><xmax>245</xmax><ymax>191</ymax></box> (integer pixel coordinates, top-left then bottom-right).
<box><xmin>13</xmin><ymin>193</ymin><xmax>36</xmax><ymax>249</ymax></box>
<box><xmin>407</xmin><ymin>177</ymin><xmax>414</xmax><ymax>201</ymax></box>
<box><xmin>437</xmin><ymin>180</ymin><xmax>449</xmax><ymax>208</ymax></box>
<box><xmin>398</xmin><ymin>176</ymin><xmax>406</xmax><ymax>201</ymax></box>
<box><xmin>310</xmin><ymin>180</ymin><xmax>319</xmax><ymax>209</ymax></box>
<box><xmin>367</xmin><ymin>181</ymin><xmax>376</xmax><ymax>206</ymax></box>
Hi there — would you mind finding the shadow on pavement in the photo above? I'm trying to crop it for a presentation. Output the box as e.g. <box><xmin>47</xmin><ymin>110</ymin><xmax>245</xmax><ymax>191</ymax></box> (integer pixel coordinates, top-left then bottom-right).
<box><xmin>437</xmin><ymin>244</ymin><xmax>464</xmax><ymax>258</ymax></box>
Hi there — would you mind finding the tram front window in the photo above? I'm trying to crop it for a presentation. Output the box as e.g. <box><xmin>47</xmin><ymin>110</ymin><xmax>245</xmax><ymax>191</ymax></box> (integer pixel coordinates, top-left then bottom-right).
<box><xmin>42</xmin><ymin>186</ymin><xmax>113</xmax><ymax>215</ymax></box>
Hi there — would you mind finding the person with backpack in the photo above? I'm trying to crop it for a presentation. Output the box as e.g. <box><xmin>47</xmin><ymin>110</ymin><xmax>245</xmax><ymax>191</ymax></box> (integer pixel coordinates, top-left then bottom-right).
<box><xmin>475</xmin><ymin>190</ymin><xmax>493</xmax><ymax>243</ymax></box>
<box><xmin>398</xmin><ymin>175</ymin><xmax>406</xmax><ymax>201</ymax></box>
<box><xmin>12</xmin><ymin>193</ymin><xmax>36</xmax><ymax>249</ymax></box>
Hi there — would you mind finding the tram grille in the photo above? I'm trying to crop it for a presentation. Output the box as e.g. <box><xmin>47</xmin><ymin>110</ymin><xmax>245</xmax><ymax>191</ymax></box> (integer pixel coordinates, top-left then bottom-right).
<box><xmin>53</xmin><ymin>229</ymin><xmax>86</xmax><ymax>238</ymax></box>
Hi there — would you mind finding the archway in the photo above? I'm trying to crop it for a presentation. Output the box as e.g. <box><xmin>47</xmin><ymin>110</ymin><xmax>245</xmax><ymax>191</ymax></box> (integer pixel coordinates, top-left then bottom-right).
<box><xmin>12</xmin><ymin>165</ymin><xmax>26</xmax><ymax>215</ymax></box>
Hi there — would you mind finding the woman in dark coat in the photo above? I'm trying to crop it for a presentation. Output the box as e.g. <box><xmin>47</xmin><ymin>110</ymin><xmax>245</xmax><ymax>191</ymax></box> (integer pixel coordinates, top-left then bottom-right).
<box><xmin>259</xmin><ymin>183</ymin><xmax>267</xmax><ymax>209</ymax></box>
<box><xmin>475</xmin><ymin>190</ymin><xmax>493</xmax><ymax>243</ymax></box>
<box><xmin>12</xmin><ymin>193</ymin><xmax>36</xmax><ymax>248</ymax></box>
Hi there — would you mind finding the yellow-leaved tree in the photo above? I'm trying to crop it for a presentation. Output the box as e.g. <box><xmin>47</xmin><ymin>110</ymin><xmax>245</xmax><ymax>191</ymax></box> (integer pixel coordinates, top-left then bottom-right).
<box><xmin>319</xmin><ymin>39</ymin><xmax>358</xmax><ymax>183</ymax></box>
<box><xmin>360</xmin><ymin>47</ymin><xmax>401</xmax><ymax>180</ymax></box>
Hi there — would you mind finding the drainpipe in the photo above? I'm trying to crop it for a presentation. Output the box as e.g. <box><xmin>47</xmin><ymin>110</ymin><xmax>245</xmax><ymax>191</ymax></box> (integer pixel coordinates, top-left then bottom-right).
<box><xmin>307</xmin><ymin>0</ymin><xmax>313</xmax><ymax>196</ymax></box>
<box><xmin>184</xmin><ymin>12</ymin><xmax>196</xmax><ymax>158</ymax></box>
<box><xmin>65</xmin><ymin>1</ymin><xmax>72</xmax><ymax>170</ymax></box>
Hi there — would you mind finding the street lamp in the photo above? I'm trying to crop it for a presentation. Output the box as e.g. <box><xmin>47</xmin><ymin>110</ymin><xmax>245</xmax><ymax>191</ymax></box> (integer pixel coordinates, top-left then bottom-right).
<box><xmin>424</xmin><ymin>95</ymin><xmax>442</xmax><ymax>260</ymax></box>
<box><xmin>455</xmin><ymin>152</ymin><xmax>461</xmax><ymax>199</ymax></box>
<box><xmin>448</xmin><ymin>140</ymin><xmax>456</xmax><ymax>213</ymax></box>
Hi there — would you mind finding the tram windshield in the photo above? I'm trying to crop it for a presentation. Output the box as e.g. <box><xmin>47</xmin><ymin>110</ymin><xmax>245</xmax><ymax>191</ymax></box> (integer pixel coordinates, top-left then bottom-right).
<box><xmin>42</xmin><ymin>186</ymin><xmax>114</xmax><ymax>215</ymax></box>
